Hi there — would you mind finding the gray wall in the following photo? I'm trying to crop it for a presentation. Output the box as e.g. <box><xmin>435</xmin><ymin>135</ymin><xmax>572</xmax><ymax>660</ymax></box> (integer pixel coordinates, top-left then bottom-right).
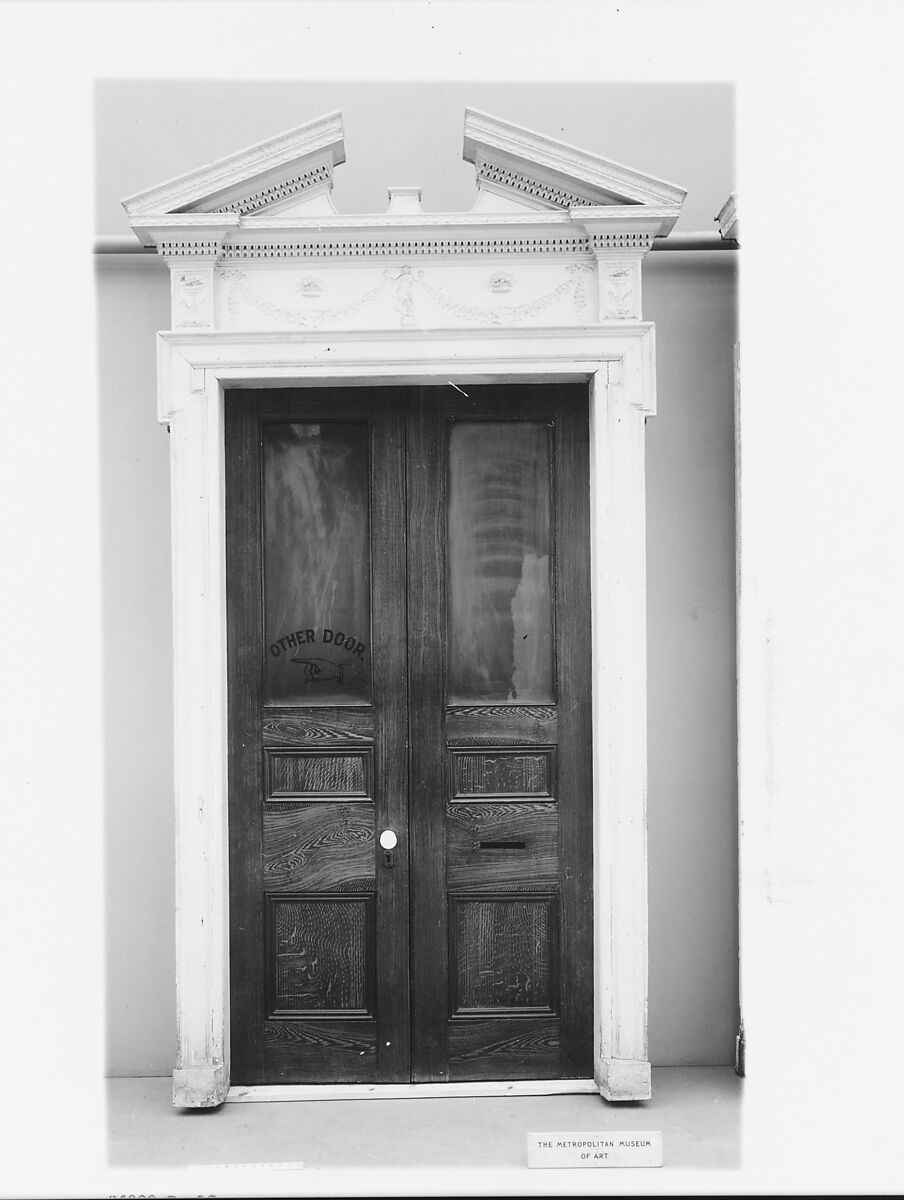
<box><xmin>99</xmin><ymin>260</ymin><xmax>174</xmax><ymax>1074</ymax></box>
<box><xmin>97</xmin><ymin>82</ymin><xmax>737</xmax><ymax>1075</ymax></box>
<box><xmin>645</xmin><ymin>252</ymin><xmax>739</xmax><ymax>1064</ymax></box>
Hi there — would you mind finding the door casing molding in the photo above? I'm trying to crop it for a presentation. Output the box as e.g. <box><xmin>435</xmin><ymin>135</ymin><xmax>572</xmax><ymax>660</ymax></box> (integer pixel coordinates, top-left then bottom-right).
<box><xmin>159</xmin><ymin>323</ymin><xmax>656</xmax><ymax>1107</ymax></box>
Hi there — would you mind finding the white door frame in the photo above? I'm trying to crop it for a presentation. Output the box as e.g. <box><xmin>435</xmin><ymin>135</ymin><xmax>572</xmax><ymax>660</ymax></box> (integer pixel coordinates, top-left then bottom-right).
<box><xmin>158</xmin><ymin>323</ymin><xmax>657</xmax><ymax>1107</ymax></box>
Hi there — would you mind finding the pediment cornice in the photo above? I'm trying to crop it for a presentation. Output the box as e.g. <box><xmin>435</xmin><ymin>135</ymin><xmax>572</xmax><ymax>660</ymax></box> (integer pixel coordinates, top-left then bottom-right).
<box><xmin>124</xmin><ymin>108</ymin><xmax>687</xmax><ymax>254</ymax></box>
<box><xmin>122</xmin><ymin>111</ymin><xmax>345</xmax><ymax>242</ymax></box>
<box><xmin>463</xmin><ymin>108</ymin><xmax>687</xmax><ymax>214</ymax></box>
<box><xmin>130</xmin><ymin>205</ymin><xmax>684</xmax><ymax>261</ymax></box>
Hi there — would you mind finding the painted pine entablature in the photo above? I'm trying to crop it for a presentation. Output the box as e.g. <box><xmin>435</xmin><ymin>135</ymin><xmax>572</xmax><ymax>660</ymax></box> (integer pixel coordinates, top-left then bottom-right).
<box><xmin>123</xmin><ymin>110</ymin><xmax>685</xmax><ymax>329</ymax></box>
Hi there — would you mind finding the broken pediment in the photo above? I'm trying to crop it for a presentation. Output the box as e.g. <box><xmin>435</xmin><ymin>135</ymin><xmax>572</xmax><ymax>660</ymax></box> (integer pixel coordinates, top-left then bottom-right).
<box><xmin>123</xmin><ymin>108</ymin><xmax>687</xmax><ymax>329</ymax></box>
<box><xmin>122</xmin><ymin>111</ymin><xmax>346</xmax><ymax>242</ymax></box>
<box><xmin>463</xmin><ymin>108</ymin><xmax>687</xmax><ymax>215</ymax></box>
<box><xmin>123</xmin><ymin>107</ymin><xmax>685</xmax><ymax>233</ymax></box>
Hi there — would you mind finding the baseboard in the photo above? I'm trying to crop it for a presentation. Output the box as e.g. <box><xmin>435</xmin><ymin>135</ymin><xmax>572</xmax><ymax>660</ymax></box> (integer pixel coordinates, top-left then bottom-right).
<box><xmin>226</xmin><ymin>1079</ymin><xmax>599</xmax><ymax>1103</ymax></box>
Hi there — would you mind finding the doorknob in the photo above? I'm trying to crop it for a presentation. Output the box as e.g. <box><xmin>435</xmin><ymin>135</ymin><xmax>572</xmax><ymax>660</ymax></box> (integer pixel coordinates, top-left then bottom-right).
<box><xmin>379</xmin><ymin>829</ymin><xmax>397</xmax><ymax>868</ymax></box>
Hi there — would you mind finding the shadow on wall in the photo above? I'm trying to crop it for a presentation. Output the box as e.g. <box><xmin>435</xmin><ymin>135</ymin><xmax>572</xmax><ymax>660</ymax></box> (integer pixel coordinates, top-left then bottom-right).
<box><xmin>645</xmin><ymin>251</ymin><xmax>740</xmax><ymax>1065</ymax></box>
<box><xmin>97</xmin><ymin>259</ymin><xmax>177</xmax><ymax>1076</ymax></box>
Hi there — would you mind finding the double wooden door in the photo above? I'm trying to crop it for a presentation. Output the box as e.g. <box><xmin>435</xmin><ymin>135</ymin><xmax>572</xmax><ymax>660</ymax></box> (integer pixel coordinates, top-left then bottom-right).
<box><xmin>226</xmin><ymin>384</ymin><xmax>592</xmax><ymax>1085</ymax></box>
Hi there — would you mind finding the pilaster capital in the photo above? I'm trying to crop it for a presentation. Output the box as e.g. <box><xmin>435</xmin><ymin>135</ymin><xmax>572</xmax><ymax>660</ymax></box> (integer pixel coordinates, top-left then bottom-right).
<box><xmin>571</xmin><ymin>205</ymin><xmax>682</xmax><ymax>253</ymax></box>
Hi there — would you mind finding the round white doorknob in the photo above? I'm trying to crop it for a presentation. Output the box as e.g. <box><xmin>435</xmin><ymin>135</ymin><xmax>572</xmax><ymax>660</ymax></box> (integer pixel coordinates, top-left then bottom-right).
<box><xmin>379</xmin><ymin>829</ymin><xmax>398</xmax><ymax>850</ymax></box>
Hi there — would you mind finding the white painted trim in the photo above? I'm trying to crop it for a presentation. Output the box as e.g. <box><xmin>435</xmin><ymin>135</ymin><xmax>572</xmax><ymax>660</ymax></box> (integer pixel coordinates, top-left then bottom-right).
<box><xmin>589</xmin><ymin>365</ymin><xmax>652</xmax><ymax>1103</ymax></box>
<box><xmin>161</xmin><ymin>324</ymin><xmax>655</xmax><ymax>1109</ymax></box>
<box><xmin>596</xmin><ymin>1058</ymin><xmax>653</xmax><ymax>1103</ymax></box>
<box><xmin>238</xmin><ymin>208</ymin><xmax>679</xmax><ymax>231</ymax></box>
<box><xmin>226</xmin><ymin>1079</ymin><xmax>598</xmax><ymax>1104</ymax></box>
<box><xmin>717</xmin><ymin>192</ymin><xmax>739</xmax><ymax>241</ymax></box>
<box><xmin>95</xmin><ymin>231</ymin><xmax>734</xmax><ymax>257</ymax></box>
<box><xmin>122</xmin><ymin>110</ymin><xmax>345</xmax><ymax>218</ymax></box>
<box><xmin>132</xmin><ymin>206</ymin><xmax>680</xmax><ymax>259</ymax></box>
<box><xmin>128</xmin><ymin>213</ymin><xmax>240</xmax><ymax>249</ymax></box>
<box><xmin>168</xmin><ymin>365</ymin><xmax>230</xmax><ymax>1109</ymax></box>
<box><xmin>463</xmin><ymin>108</ymin><xmax>687</xmax><ymax>209</ymax></box>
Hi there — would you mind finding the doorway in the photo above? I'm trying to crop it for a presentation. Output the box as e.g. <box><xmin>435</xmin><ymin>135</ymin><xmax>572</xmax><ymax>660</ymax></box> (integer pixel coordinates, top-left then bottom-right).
<box><xmin>226</xmin><ymin>383</ymin><xmax>592</xmax><ymax>1085</ymax></box>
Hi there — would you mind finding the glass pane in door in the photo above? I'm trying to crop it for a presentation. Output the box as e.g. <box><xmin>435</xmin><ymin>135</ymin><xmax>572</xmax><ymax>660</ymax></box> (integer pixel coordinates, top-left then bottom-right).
<box><xmin>447</xmin><ymin>420</ymin><xmax>554</xmax><ymax>704</ymax></box>
<box><xmin>262</xmin><ymin>421</ymin><xmax>372</xmax><ymax>705</ymax></box>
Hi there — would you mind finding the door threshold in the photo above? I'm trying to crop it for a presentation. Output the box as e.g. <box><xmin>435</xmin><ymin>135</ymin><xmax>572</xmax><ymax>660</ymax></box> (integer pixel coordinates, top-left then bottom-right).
<box><xmin>226</xmin><ymin>1079</ymin><xmax>598</xmax><ymax>1103</ymax></box>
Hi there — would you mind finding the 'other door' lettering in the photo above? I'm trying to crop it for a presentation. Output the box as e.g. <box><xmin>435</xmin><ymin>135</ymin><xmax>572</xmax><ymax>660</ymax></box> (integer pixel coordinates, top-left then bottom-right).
<box><xmin>269</xmin><ymin>627</ymin><xmax>367</xmax><ymax>660</ymax></box>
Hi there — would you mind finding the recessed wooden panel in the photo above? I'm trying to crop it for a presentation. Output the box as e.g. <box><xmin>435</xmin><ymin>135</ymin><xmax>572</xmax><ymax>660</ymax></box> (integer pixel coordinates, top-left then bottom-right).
<box><xmin>450</xmin><ymin>893</ymin><xmax>559</xmax><ymax>1015</ymax></box>
<box><xmin>262</xmin><ymin>710</ymin><xmax>375</xmax><ymax>745</ymax></box>
<box><xmin>445</xmin><ymin>704</ymin><xmax>557</xmax><ymax>744</ymax></box>
<box><xmin>446</xmin><ymin>803</ymin><xmax>558</xmax><ymax>888</ymax></box>
<box><xmin>447</xmin><ymin>1017</ymin><xmax>560</xmax><ymax>1081</ymax></box>
<box><xmin>263</xmin><ymin>1020</ymin><xmax>378</xmax><ymax>1083</ymax></box>
<box><xmin>451</xmin><ymin>747</ymin><xmax>553</xmax><ymax>799</ymax></box>
<box><xmin>267</xmin><ymin>894</ymin><xmax>374</xmax><ymax>1017</ymax></box>
<box><xmin>266</xmin><ymin>748</ymin><xmax>372</xmax><ymax>799</ymax></box>
<box><xmin>263</xmin><ymin>802</ymin><xmax>374</xmax><ymax>891</ymax></box>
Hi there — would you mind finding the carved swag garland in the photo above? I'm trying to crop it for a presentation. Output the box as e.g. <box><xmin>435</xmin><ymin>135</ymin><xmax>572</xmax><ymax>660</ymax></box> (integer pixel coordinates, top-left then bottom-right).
<box><xmin>220</xmin><ymin>263</ymin><xmax>594</xmax><ymax>329</ymax></box>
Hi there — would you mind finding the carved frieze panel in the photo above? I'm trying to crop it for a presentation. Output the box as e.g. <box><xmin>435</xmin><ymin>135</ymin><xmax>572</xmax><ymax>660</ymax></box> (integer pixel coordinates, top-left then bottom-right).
<box><xmin>216</xmin><ymin>261</ymin><xmax>596</xmax><ymax>331</ymax></box>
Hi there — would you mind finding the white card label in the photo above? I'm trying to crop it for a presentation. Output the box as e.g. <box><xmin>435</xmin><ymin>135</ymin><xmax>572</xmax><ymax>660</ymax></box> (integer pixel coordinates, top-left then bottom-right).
<box><xmin>527</xmin><ymin>1131</ymin><xmax>663</xmax><ymax>1168</ymax></box>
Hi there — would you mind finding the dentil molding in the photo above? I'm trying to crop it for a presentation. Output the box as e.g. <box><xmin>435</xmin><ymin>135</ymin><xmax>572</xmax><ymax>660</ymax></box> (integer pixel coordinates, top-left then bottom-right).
<box><xmin>122</xmin><ymin>110</ymin><xmax>345</xmax><ymax>229</ymax></box>
<box><xmin>125</xmin><ymin>108</ymin><xmax>685</xmax><ymax>329</ymax></box>
<box><xmin>463</xmin><ymin>108</ymin><xmax>687</xmax><ymax>211</ymax></box>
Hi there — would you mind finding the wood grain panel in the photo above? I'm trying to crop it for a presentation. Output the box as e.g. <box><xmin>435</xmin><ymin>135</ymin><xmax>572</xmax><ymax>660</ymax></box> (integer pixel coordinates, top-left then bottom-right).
<box><xmin>266</xmin><ymin>748</ymin><xmax>372</xmax><ymax>798</ymax></box>
<box><xmin>267</xmin><ymin>894</ymin><xmax>374</xmax><ymax>1016</ymax></box>
<box><xmin>230</xmin><ymin>383</ymin><xmax>591</xmax><ymax>1086</ymax></box>
<box><xmin>263</xmin><ymin>1020</ymin><xmax>377</xmax><ymax>1083</ymax></box>
<box><xmin>407</xmin><ymin>391</ymin><xmax>450</xmax><ymax>1082</ymax></box>
<box><xmin>226</xmin><ymin>396</ymin><xmax>266</xmax><ymax>1083</ymax></box>
<box><xmin>369</xmin><ymin>395</ymin><xmax>413</xmax><ymax>1083</ymax></box>
<box><xmin>450</xmin><ymin>893</ymin><xmax>559</xmax><ymax>1014</ymax></box>
<box><xmin>263</xmin><ymin>802</ymin><xmax>374</xmax><ymax>891</ymax></box>
<box><xmin>451</xmin><ymin>748</ymin><xmax>553</xmax><ymax>799</ymax></box>
<box><xmin>262</xmin><ymin>709</ymin><xmax>374</xmax><ymax>745</ymax></box>
<box><xmin>445</xmin><ymin>705</ymin><xmax>557</xmax><ymax>744</ymax></box>
<box><xmin>447</xmin><ymin>1018</ymin><xmax>560</xmax><ymax>1081</ymax></box>
<box><xmin>553</xmin><ymin>387</ymin><xmax>594</xmax><ymax>1078</ymax></box>
<box><xmin>446</xmin><ymin>803</ymin><xmax>558</xmax><ymax>888</ymax></box>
